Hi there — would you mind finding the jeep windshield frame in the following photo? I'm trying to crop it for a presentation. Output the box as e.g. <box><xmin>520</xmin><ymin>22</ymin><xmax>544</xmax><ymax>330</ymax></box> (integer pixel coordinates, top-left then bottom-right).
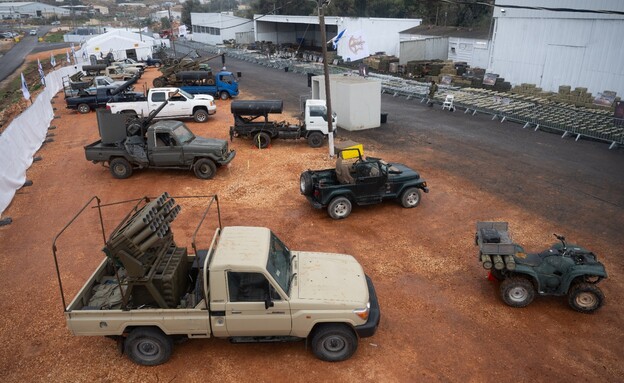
<box><xmin>266</xmin><ymin>233</ymin><xmax>291</xmax><ymax>296</ymax></box>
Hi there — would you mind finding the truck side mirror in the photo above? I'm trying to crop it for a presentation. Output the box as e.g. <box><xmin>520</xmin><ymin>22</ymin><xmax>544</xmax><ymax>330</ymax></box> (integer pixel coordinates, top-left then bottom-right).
<box><xmin>264</xmin><ymin>297</ymin><xmax>274</xmax><ymax>310</ymax></box>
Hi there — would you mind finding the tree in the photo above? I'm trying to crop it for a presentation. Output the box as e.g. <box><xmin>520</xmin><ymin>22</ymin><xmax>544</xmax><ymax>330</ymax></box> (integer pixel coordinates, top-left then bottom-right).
<box><xmin>182</xmin><ymin>0</ymin><xmax>211</xmax><ymax>27</ymax></box>
<box><xmin>161</xmin><ymin>16</ymin><xmax>171</xmax><ymax>30</ymax></box>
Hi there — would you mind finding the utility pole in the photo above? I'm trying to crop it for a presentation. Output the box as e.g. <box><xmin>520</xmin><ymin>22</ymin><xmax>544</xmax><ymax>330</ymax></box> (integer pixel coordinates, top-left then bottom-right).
<box><xmin>317</xmin><ymin>0</ymin><xmax>335</xmax><ymax>157</ymax></box>
<box><xmin>167</xmin><ymin>4</ymin><xmax>177</xmax><ymax>58</ymax></box>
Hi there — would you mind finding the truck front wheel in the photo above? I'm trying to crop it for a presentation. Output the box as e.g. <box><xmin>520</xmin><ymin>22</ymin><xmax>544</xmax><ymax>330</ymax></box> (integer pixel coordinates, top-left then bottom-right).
<box><xmin>219</xmin><ymin>91</ymin><xmax>229</xmax><ymax>100</ymax></box>
<box><xmin>253</xmin><ymin>132</ymin><xmax>271</xmax><ymax>149</ymax></box>
<box><xmin>500</xmin><ymin>277</ymin><xmax>535</xmax><ymax>308</ymax></box>
<box><xmin>193</xmin><ymin>158</ymin><xmax>216</xmax><ymax>179</ymax></box>
<box><xmin>400</xmin><ymin>187</ymin><xmax>421</xmax><ymax>208</ymax></box>
<box><xmin>109</xmin><ymin>158</ymin><xmax>133</xmax><ymax>179</ymax></box>
<box><xmin>307</xmin><ymin>132</ymin><xmax>324</xmax><ymax>148</ymax></box>
<box><xmin>124</xmin><ymin>327</ymin><xmax>173</xmax><ymax>366</ymax></box>
<box><xmin>568</xmin><ymin>282</ymin><xmax>604</xmax><ymax>313</ymax></box>
<box><xmin>193</xmin><ymin>109</ymin><xmax>209</xmax><ymax>123</ymax></box>
<box><xmin>311</xmin><ymin>324</ymin><xmax>358</xmax><ymax>362</ymax></box>
<box><xmin>328</xmin><ymin>196</ymin><xmax>352</xmax><ymax>219</ymax></box>
<box><xmin>77</xmin><ymin>103</ymin><xmax>90</xmax><ymax>114</ymax></box>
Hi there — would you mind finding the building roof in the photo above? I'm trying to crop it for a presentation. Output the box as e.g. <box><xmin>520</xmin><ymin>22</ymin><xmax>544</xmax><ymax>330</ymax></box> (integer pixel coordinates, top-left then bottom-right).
<box><xmin>401</xmin><ymin>25</ymin><xmax>490</xmax><ymax>40</ymax></box>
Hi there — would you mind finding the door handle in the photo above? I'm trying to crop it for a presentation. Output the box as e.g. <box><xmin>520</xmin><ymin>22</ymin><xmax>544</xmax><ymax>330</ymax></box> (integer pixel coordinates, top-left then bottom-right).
<box><xmin>269</xmin><ymin>311</ymin><xmax>285</xmax><ymax>314</ymax></box>
<box><xmin>230</xmin><ymin>311</ymin><xmax>242</xmax><ymax>314</ymax></box>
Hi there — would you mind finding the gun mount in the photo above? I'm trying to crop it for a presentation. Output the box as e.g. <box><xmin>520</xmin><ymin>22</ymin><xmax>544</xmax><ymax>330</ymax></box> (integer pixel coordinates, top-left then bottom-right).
<box><xmin>104</xmin><ymin>192</ymin><xmax>186</xmax><ymax>308</ymax></box>
<box><xmin>154</xmin><ymin>53</ymin><xmax>226</xmax><ymax>88</ymax></box>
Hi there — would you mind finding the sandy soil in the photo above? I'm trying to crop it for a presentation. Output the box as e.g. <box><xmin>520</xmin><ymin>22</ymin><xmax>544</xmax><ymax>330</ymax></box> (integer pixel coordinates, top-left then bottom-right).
<box><xmin>0</xmin><ymin>64</ymin><xmax>622</xmax><ymax>383</ymax></box>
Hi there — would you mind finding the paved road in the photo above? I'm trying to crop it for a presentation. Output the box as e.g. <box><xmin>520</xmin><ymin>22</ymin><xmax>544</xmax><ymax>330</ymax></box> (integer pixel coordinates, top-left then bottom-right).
<box><xmin>0</xmin><ymin>25</ymin><xmax>69</xmax><ymax>82</ymax></box>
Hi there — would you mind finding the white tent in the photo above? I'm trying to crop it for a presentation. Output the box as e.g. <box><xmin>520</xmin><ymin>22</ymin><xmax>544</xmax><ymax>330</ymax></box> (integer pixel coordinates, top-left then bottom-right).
<box><xmin>79</xmin><ymin>30</ymin><xmax>157</xmax><ymax>61</ymax></box>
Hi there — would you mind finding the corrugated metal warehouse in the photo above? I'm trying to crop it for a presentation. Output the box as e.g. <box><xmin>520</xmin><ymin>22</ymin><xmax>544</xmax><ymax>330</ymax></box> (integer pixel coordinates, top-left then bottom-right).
<box><xmin>0</xmin><ymin>1</ymin><xmax>70</xmax><ymax>19</ymax></box>
<box><xmin>490</xmin><ymin>0</ymin><xmax>624</xmax><ymax>96</ymax></box>
<box><xmin>254</xmin><ymin>15</ymin><xmax>421</xmax><ymax>59</ymax></box>
<box><xmin>191</xmin><ymin>12</ymin><xmax>253</xmax><ymax>46</ymax></box>
<box><xmin>399</xmin><ymin>26</ymin><xmax>490</xmax><ymax>68</ymax></box>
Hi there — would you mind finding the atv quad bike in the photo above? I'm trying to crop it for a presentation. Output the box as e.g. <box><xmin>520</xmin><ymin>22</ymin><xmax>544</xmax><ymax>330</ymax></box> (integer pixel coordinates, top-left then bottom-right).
<box><xmin>475</xmin><ymin>222</ymin><xmax>608</xmax><ymax>313</ymax></box>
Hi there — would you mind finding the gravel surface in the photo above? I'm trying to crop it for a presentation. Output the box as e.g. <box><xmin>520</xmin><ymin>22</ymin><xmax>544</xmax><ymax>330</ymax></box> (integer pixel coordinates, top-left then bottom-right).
<box><xmin>0</xmin><ymin>55</ymin><xmax>622</xmax><ymax>383</ymax></box>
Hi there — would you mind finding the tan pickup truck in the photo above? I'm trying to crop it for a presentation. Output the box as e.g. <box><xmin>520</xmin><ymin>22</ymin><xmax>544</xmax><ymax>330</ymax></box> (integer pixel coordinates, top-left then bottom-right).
<box><xmin>53</xmin><ymin>194</ymin><xmax>380</xmax><ymax>365</ymax></box>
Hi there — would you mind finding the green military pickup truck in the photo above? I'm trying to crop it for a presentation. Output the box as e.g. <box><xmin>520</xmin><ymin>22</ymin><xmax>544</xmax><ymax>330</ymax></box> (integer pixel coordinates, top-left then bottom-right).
<box><xmin>53</xmin><ymin>194</ymin><xmax>380</xmax><ymax>365</ymax></box>
<box><xmin>84</xmin><ymin>105</ymin><xmax>234</xmax><ymax>179</ymax></box>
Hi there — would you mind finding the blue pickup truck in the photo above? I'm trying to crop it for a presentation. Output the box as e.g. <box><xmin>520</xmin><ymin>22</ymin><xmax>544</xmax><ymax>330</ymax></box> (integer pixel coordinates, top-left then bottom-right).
<box><xmin>153</xmin><ymin>70</ymin><xmax>239</xmax><ymax>100</ymax></box>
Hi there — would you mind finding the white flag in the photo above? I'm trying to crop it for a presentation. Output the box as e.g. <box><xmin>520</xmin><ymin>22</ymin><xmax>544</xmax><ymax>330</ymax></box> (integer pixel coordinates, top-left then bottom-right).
<box><xmin>20</xmin><ymin>73</ymin><xmax>30</xmax><ymax>100</ymax></box>
<box><xmin>50</xmin><ymin>53</ymin><xmax>56</xmax><ymax>67</ymax></box>
<box><xmin>37</xmin><ymin>58</ymin><xmax>45</xmax><ymax>86</ymax></box>
<box><xmin>342</xmin><ymin>30</ymin><xmax>370</xmax><ymax>62</ymax></box>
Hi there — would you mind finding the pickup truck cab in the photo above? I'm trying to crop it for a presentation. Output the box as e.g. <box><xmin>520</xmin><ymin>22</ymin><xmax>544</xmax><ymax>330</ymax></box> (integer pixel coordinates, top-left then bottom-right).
<box><xmin>53</xmin><ymin>194</ymin><xmax>380</xmax><ymax>365</ymax></box>
<box><xmin>107</xmin><ymin>87</ymin><xmax>217</xmax><ymax>123</ymax></box>
<box><xmin>300</xmin><ymin>150</ymin><xmax>429</xmax><ymax>219</ymax></box>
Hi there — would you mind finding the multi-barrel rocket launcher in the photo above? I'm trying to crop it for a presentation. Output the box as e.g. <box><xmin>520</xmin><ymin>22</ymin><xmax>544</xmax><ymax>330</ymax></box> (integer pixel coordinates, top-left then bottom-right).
<box><xmin>103</xmin><ymin>192</ymin><xmax>188</xmax><ymax>309</ymax></box>
<box><xmin>475</xmin><ymin>221</ymin><xmax>517</xmax><ymax>271</ymax></box>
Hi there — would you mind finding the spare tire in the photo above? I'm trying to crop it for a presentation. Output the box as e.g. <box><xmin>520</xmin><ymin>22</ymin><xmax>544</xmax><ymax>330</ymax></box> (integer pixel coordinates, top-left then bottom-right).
<box><xmin>300</xmin><ymin>172</ymin><xmax>313</xmax><ymax>196</ymax></box>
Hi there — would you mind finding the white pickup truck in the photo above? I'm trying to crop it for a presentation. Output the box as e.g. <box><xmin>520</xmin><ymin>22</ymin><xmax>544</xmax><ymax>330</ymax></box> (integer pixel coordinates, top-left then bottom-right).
<box><xmin>107</xmin><ymin>87</ymin><xmax>217</xmax><ymax>123</ymax></box>
<box><xmin>53</xmin><ymin>194</ymin><xmax>380</xmax><ymax>365</ymax></box>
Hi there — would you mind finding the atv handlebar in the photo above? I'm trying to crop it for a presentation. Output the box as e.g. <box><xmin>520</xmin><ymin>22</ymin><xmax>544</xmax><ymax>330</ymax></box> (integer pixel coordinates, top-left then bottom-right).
<box><xmin>554</xmin><ymin>233</ymin><xmax>567</xmax><ymax>251</ymax></box>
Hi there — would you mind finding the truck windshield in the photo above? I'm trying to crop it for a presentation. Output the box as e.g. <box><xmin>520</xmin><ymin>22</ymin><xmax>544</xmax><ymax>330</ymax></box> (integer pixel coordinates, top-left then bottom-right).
<box><xmin>178</xmin><ymin>88</ymin><xmax>194</xmax><ymax>100</ymax></box>
<box><xmin>266</xmin><ymin>233</ymin><xmax>291</xmax><ymax>295</ymax></box>
<box><xmin>171</xmin><ymin>124</ymin><xmax>195</xmax><ymax>144</ymax></box>
<box><xmin>221</xmin><ymin>74</ymin><xmax>236</xmax><ymax>84</ymax></box>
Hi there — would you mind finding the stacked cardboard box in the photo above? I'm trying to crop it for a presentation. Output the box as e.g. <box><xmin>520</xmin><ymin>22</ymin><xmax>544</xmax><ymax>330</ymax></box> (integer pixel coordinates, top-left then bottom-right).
<box><xmin>363</xmin><ymin>54</ymin><xmax>399</xmax><ymax>72</ymax></box>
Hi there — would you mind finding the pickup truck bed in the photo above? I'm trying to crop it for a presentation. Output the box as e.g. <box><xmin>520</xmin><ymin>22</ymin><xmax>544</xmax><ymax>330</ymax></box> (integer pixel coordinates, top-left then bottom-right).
<box><xmin>66</xmin><ymin>256</ymin><xmax>211</xmax><ymax>337</ymax></box>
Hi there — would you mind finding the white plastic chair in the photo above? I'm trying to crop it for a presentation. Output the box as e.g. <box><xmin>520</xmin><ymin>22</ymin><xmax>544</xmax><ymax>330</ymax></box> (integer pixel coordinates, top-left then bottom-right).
<box><xmin>442</xmin><ymin>94</ymin><xmax>455</xmax><ymax>111</ymax></box>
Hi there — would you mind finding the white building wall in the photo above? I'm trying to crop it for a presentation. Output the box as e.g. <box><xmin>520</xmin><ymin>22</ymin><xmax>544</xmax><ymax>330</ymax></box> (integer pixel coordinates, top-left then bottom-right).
<box><xmin>254</xmin><ymin>15</ymin><xmax>420</xmax><ymax>58</ymax></box>
<box><xmin>191</xmin><ymin>12</ymin><xmax>253</xmax><ymax>45</ymax></box>
<box><xmin>491</xmin><ymin>0</ymin><xmax>624</xmax><ymax>95</ymax></box>
<box><xmin>399</xmin><ymin>37</ymin><xmax>448</xmax><ymax>64</ymax></box>
<box><xmin>337</xmin><ymin>17</ymin><xmax>421</xmax><ymax>58</ymax></box>
<box><xmin>448</xmin><ymin>37</ymin><xmax>489</xmax><ymax>68</ymax></box>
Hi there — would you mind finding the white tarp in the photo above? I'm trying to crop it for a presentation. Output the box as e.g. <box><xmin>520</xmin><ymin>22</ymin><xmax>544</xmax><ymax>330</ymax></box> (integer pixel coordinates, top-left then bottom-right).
<box><xmin>0</xmin><ymin>61</ymin><xmax>83</xmax><ymax>216</ymax></box>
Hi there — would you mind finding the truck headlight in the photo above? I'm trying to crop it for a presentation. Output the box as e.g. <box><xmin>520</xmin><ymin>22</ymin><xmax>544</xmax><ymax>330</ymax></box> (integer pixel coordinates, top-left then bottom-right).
<box><xmin>353</xmin><ymin>302</ymin><xmax>370</xmax><ymax>320</ymax></box>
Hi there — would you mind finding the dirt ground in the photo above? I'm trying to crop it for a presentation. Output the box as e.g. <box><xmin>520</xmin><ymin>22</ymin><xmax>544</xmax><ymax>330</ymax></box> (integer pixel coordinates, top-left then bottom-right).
<box><xmin>0</xmin><ymin>62</ymin><xmax>622</xmax><ymax>383</ymax></box>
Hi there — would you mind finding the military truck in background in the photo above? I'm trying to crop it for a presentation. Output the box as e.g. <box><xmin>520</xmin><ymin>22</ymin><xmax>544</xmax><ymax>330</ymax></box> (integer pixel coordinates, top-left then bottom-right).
<box><xmin>53</xmin><ymin>194</ymin><xmax>380</xmax><ymax>366</ymax></box>
<box><xmin>229</xmin><ymin>99</ymin><xmax>336</xmax><ymax>148</ymax></box>
<box><xmin>152</xmin><ymin>53</ymin><xmax>239</xmax><ymax>100</ymax></box>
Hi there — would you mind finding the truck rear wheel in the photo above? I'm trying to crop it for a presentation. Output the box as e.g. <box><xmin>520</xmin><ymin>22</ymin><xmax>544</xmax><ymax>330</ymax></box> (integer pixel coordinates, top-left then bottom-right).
<box><xmin>307</xmin><ymin>132</ymin><xmax>324</xmax><ymax>148</ymax></box>
<box><xmin>500</xmin><ymin>277</ymin><xmax>535</xmax><ymax>308</ymax></box>
<box><xmin>311</xmin><ymin>324</ymin><xmax>358</xmax><ymax>362</ymax></box>
<box><xmin>193</xmin><ymin>109</ymin><xmax>209</xmax><ymax>123</ymax></box>
<box><xmin>400</xmin><ymin>187</ymin><xmax>421</xmax><ymax>208</ymax></box>
<box><xmin>568</xmin><ymin>282</ymin><xmax>604</xmax><ymax>313</ymax></box>
<box><xmin>124</xmin><ymin>327</ymin><xmax>173</xmax><ymax>366</ymax></box>
<box><xmin>109</xmin><ymin>158</ymin><xmax>133</xmax><ymax>179</ymax></box>
<box><xmin>77</xmin><ymin>103</ymin><xmax>90</xmax><ymax>114</ymax></box>
<box><xmin>153</xmin><ymin>77</ymin><xmax>166</xmax><ymax>87</ymax></box>
<box><xmin>219</xmin><ymin>91</ymin><xmax>229</xmax><ymax>100</ymax></box>
<box><xmin>253</xmin><ymin>132</ymin><xmax>271</xmax><ymax>149</ymax></box>
<box><xmin>328</xmin><ymin>196</ymin><xmax>352</xmax><ymax>219</ymax></box>
<box><xmin>193</xmin><ymin>158</ymin><xmax>216</xmax><ymax>179</ymax></box>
